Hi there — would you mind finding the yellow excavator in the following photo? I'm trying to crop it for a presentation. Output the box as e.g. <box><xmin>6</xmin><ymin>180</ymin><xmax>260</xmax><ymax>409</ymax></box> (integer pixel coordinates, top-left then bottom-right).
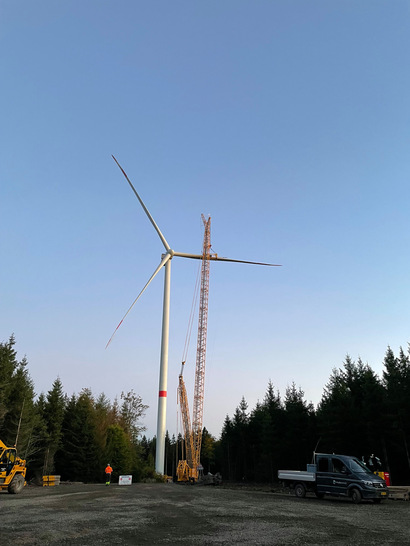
<box><xmin>0</xmin><ymin>439</ymin><xmax>27</xmax><ymax>494</ymax></box>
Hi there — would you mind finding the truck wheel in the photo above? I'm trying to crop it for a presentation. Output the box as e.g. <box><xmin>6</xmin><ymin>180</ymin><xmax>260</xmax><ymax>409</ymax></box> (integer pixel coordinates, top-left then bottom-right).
<box><xmin>8</xmin><ymin>474</ymin><xmax>25</xmax><ymax>494</ymax></box>
<box><xmin>351</xmin><ymin>488</ymin><xmax>362</xmax><ymax>504</ymax></box>
<box><xmin>294</xmin><ymin>483</ymin><xmax>306</xmax><ymax>498</ymax></box>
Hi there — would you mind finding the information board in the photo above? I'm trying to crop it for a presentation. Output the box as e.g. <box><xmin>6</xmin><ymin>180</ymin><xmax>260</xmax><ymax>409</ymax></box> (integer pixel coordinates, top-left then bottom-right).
<box><xmin>118</xmin><ymin>475</ymin><xmax>132</xmax><ymax>485</ymax></box>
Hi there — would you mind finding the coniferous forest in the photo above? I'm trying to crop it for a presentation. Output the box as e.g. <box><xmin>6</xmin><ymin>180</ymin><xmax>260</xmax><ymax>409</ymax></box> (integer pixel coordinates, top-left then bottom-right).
<box><xmin>1</xmin><ymin>335</ymin><xmax>410</xmax><ymax>485</ymax></box>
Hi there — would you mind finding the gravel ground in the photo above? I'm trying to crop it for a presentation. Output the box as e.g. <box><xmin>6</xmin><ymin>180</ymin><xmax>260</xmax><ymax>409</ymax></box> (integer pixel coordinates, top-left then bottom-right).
<box><xmin>1</xmin><ymin>482</ymin><xmax>409</xmax><ymax>545</ymax></box>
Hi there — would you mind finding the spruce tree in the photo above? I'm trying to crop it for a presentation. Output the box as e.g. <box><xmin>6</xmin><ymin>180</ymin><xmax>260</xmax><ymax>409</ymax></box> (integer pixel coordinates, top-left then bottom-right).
<box><xmin>0</xmin><ymin>337</ymin><xmax>38</xmax><ymax>462</ymax></box>
<box><xmin>383</xmin><ymin>346</ymin><xmax>410</xmax><ymax>482</ymax></box>
<box><xmin>42</xmin><ymin>378</ymin><xmax>66</xmax><ymax>474</ymax></box>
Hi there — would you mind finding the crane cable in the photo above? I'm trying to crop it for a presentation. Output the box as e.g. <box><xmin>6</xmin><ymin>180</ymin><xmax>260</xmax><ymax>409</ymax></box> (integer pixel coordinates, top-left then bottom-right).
<box><xmin>176</xmin><ymin>404</ymin><xmax>185</xmax><ymax>462</ymax></box>
<box><xmin>181</xmin><ymin>262</ymin><xmax>201</xmax><ymax>368</ymax></box>
<box><xmin>177</xmin><ymin>260</ymin><xmax>201</xmax><ymax>465</ymax></box>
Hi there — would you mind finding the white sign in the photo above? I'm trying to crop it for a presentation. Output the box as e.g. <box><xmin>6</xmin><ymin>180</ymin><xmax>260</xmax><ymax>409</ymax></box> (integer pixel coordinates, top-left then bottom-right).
<box><xmin>118</xmin><ymin>475</ymin><xmax>132</xmax><ymax>485</ymax></box>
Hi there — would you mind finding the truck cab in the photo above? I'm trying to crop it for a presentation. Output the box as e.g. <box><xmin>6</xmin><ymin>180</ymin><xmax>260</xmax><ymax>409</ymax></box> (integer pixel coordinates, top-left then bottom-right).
<box><xmin>314</xmin><ymin>453</ymin><xmax>388</xmax><ymax>503</ymax></box>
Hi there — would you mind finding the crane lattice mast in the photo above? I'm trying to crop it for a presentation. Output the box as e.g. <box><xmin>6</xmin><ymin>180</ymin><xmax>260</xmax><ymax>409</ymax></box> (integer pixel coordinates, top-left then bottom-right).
<box><xmin>177</xmin><ymin>214</ymin><xmax>211</xmax><ymax>481</ymax></box>
<box><xmin>191</xmin><ymin>214</ymin><xmax>211</xmax><ymax>468</ymax></box>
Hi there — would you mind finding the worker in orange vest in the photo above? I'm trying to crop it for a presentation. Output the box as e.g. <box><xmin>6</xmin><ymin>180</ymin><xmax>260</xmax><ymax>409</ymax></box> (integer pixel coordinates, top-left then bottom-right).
<box><xmin>105</xmin><ymin>463</ymin><xmax>113</xmax><ymax>486</ymax></box>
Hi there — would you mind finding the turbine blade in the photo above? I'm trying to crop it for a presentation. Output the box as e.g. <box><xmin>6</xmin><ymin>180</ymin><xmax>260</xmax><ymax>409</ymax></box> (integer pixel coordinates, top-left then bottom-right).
<box><xmin>173</xmin><ymin>251</ymin><xmax>281</xmax><ymax>266</ymax></box>
<box><xmin>112</xmin><ymin>155</ymin><xmax>170</xmax><ymax>251</ymax></box>
<box><xmin>209</xmin><ymin>256</ymin><xmax>281</xmax><ymax>266</ymax></box>
<box><xmin>106</xmin><ymin>252</ymin><xmax>171</xmax><ymax>348</ymax></box>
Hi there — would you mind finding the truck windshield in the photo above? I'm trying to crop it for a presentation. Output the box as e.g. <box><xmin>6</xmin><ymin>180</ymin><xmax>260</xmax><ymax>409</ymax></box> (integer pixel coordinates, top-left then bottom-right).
<box><xmin>349</xmin><ymin>458</ymin><xmax>372</xmax><ymax>474</ymax></box>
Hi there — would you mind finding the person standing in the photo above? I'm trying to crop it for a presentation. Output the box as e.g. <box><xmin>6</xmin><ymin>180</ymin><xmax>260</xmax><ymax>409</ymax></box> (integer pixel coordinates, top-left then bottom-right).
<box><xmin>105</xmin><ymin>463</ymin><xmax>113</xmax><ymax>486</ymax></box>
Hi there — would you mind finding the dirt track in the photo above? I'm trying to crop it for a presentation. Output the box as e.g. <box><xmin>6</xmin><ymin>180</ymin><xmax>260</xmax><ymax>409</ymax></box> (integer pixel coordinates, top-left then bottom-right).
<box><xmin>1</xmin><ymin>482</ymin><xmax>409</xmax><ymax>545</ymax></box>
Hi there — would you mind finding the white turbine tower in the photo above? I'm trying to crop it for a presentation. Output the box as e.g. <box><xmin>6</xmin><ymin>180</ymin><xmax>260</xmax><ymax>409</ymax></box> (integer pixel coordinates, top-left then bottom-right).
<box><xmin>107</xmin><ymin>156</ymin><xmax>281</xmax><ymax>474</ymax></box>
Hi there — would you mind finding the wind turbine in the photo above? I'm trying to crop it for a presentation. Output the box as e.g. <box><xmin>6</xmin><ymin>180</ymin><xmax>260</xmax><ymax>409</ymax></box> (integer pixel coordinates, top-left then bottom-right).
<box><xmin>107</xmin><ymin>156</ymin><xmax>281</xmax><ymax>474</ymax></box>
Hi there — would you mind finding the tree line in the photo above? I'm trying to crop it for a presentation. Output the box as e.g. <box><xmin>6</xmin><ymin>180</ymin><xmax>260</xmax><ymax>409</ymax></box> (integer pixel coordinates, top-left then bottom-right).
<box><xmin>1</xmin><ymin>335</ymin><xmax>410</xmax><ymax>485</ymax></box>
<box><xmin>0</xmin><ymin>335</ymin><xmax>150</xmax><ymax>482</ymax></box>
<box><xmin>214</xmin><ymin>347</ymin><xmax>410</xmax><ymax>485</ymax></box>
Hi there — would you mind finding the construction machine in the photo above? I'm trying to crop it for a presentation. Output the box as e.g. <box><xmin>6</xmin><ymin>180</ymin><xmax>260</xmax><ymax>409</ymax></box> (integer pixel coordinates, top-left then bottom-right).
<box><xmin>177</xmin><ymin>215</ymin><xmax>211</xmax><ymax>483</ymax></box>
<box><xmin>0</xmin><ymin>439</ymin><xmax>27</xmax><ymax>494</ymax></box>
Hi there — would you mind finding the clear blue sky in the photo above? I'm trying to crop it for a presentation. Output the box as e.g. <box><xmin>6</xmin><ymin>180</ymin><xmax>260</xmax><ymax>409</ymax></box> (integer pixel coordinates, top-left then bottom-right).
<box><xmin>1</xmin><ymin>1</ymin><xmax>410</xmax><ymax>439</ymax></box>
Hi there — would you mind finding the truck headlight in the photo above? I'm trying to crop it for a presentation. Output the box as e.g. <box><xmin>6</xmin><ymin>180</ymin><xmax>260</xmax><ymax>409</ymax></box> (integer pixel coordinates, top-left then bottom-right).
<box><xmin>361</xmin><ymin>480</ymin><xmax>374</xmax><ymax>487</ymax></box>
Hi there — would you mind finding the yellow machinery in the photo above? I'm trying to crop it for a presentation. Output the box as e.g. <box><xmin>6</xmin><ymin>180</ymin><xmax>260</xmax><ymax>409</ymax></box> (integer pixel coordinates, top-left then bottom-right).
<box><xmin>0</xmin><ymin>438</ymin><xmax>27</xmax><ymax>494</ymax></box>
<box><xmin>177</xmin><ymin>361</ymin><xmax>198</xmax><ymax>482</ymax></box>
<box><xmin>43</xmin><ymin>475</ymin><xmax>61</xmax><ymax>487</ymax></box>
<box><xmin>177</xmin><ymin>215</ymin><xmax>211</xmax><ymax>482</ymax></box>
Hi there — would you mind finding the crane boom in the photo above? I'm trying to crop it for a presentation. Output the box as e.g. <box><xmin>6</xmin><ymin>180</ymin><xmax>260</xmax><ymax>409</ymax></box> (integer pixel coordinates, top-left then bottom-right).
<box><xmin>177</xmin><ymin>215</ymin><xmax>211</xmax><ymax>482</ymax></box>
<box><xmin>192</xmin><ymin>214</ymin><xmax>211</xmax><ymax>468</ymax></box>
<box><xmin>178</xmin><ymin>362</ymin><xmax>194</xmax><ymax>469</ymax></box>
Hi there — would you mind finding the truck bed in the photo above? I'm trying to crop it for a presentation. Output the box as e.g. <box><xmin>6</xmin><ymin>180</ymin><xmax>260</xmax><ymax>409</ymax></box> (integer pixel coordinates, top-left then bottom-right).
<box><xmin>278</xmin><ymin>470</ymin><xmax>316</xmax><ymax>482</ymax></box>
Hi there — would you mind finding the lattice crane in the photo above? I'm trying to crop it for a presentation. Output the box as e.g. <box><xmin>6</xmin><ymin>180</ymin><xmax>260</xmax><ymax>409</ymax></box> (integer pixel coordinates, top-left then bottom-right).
<box><xmin>177</xmin><ymin>214</ymin><xmax>211</xmax><ymax>482</ymax></box>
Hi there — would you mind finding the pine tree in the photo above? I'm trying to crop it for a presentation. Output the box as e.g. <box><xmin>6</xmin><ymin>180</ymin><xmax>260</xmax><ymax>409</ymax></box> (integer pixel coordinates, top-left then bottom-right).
<box><xmin>283</xmin><ymin>383</ymin><xmax>315</xmax><ymax>470</ymax></box>
<box><xmin>263</xmin><ymin>381</ymin><xmax>285</xmax><ymax>476</ymax></box>
<box><xmin>200</xmin><ymin>427</ymin><xmax>216</xmax><ymax>473</ymax></box>
<box><xmin>0</xmin><ymin>337</ymin><xmax>38</xmax><ymax>464</ymax></box>
<box><xmin>248</xmin><ymin>401</ymin><xmax>270</xmax><ymax>480</ymax></box>
<box><xmin>318</xmin><ymin>355</ymin><xmax>385</xmax><ymax>463</ymax></box>
<box><xmin>0</xmin><ymin>335</ymin><xmax>18</xmax><ymax>429</ymax></box>
<box><xmin>104</xmin><ymin>424</ymin><xmax>134</xmax><ymax>476</ymax></box>
<box><xmin>217</xmin><ymin>415</ymin><xmax>233</xmax><ymax>480</ymax></box>
<box><xmin>230</xmin><ymin>397</ymin><xmax>250</xmax><ymax>480</ymax></box>
<box><xmin>55</xmin><ymin>390</ymin><xmax>100</xmax><ymax>482</ymax></box>
<box><xmin>383</xmin><ymin>346</ymin><xmax>410</xmax><ymax>482</ymax></box>
<box><xmin>42</xmin><ymin>377</ymin><xmax>66</xmax><ymax>474</ymax></box>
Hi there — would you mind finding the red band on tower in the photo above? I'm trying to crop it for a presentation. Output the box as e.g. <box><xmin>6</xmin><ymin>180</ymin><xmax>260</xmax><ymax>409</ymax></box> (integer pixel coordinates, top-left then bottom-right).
<box><xmin>159</xmin><ymin>390</ymin><xmax>167</xmax><ymax>397</ymax></box>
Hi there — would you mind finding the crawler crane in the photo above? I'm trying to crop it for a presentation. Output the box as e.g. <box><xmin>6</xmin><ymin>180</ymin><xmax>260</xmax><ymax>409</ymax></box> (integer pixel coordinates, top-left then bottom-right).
<box><xmin>177</xmin><ymin>215</ymin><xmax>211</xmax><ymax>482</ymax></box>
